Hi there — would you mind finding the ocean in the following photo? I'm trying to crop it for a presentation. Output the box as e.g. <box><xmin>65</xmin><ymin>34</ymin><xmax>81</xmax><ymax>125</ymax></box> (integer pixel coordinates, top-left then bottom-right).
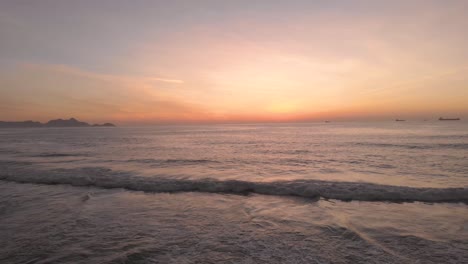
<box><xmin>0</xmin><ymin>122</ymin><xmax>467</xmax><ymax>263</ymax></box>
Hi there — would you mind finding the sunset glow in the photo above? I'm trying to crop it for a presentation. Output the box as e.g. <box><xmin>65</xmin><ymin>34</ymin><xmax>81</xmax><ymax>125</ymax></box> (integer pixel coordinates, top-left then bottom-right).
<box><xmin>1</xmin><ymin>1</ymin><xmax>467</xmax><ymax>124</ymax></box>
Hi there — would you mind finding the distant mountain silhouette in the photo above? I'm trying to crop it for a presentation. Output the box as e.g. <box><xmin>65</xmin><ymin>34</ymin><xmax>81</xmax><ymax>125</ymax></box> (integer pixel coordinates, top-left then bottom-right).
<box><xmin>45</xmin><ymin>118</ymin><xmax>90</xmax><ymax>127</ymax></box>
<box><xmin>0</xmin><ymin>120</ymin><xmax>43</xmax><ymax>128</ymax></box>
<box><xmin>92</xmin><ymin>123</ymin><xmax>115</xmax><ymax>127</ymax></box>
<box><xmin>0</xmin><ymin>118</ymin><xmax>115</xmax><ymax>128</ymax></box>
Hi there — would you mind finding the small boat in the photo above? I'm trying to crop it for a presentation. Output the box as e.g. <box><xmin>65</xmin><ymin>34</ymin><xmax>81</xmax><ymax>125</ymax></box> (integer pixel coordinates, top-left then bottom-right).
<box><xmin>439</xmin><ymin>117</ymin><xmax>460</xmax><ymax>121</ymax></box>
<box><xmin>395</xmin><ymin>119</ymin><xmax>405</xmax><ymax>122</ymax></box>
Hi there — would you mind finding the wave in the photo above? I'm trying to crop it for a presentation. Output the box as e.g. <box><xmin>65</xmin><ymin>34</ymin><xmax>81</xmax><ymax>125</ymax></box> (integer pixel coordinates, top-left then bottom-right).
<box><xmin>354</xmin><ymin>142</ymin><xmax>468</xmax><ymax>150</ymax></box>
<box><xmin>134</xmin><ymin>158</ymin><xmax>218</xmax><ymax>164</ymax></box>
<box><xmin>0</xmin><ymin>166</ymin><xmax>466</xmax><ymax>203</ymax></box>
<box><xmin>32</xmin><ymin>153</ymin><xmax>88</xmax><ymax>158</ymax></box>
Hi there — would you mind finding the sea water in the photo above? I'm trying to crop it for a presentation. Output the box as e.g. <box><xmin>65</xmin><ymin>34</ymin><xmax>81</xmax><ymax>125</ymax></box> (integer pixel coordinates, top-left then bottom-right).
<box><xmin>0</xmin><ymin>122</ymin><xmax>467</xmax><ymax>263</ymax></box>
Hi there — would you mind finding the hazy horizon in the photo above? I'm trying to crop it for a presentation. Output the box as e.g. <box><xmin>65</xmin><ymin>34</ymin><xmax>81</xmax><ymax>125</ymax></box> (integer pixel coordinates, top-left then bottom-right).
<box><xmin>1</xmin><ymin>0</ymin><xmax>468</xmax><ymax>125</ymax></box>
<box><xmin>2</xmin><ymin>116</ymin><xmax>467</xmax><ymax>126</ymax></box>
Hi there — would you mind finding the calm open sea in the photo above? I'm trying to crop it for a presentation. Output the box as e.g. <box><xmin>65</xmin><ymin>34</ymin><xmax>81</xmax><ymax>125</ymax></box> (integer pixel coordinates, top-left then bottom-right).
<box><xmin>0</xmin><ymin>122</ymin><xmax>467</xmax><ymax>263</ymax></box>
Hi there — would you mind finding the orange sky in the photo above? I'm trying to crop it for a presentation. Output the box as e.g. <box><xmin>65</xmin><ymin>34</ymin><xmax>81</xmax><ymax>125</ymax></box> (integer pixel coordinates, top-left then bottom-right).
<box><xmin>1</xmin><ymin>1</ymin><xmax>467</xmax><ymax>124</ymax></box>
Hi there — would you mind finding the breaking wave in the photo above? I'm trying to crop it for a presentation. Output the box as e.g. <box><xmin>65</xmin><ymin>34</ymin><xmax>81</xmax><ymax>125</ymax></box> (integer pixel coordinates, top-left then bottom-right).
<box><xmin>354</xmin><ymin>142</ymin><xmax>468</xmax><ymax>150</ymax></box>
<box><xmin>32</xmin><ymin>153</ymin><xmax>88</xmax><ymax>158</ymax></box>
<box><xmin>0</xmin><ymin>165</ymin><xmax>466</xmax><ymax>203</ymax></box>
<box><xmin>126</xmin><ymin>158</ymin><xmax>219</xmax><ymax>165</ymax></box>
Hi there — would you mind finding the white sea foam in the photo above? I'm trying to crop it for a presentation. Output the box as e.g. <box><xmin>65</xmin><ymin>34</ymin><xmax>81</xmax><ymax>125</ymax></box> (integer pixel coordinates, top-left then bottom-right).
<box><xmin>0</xmin><ymin>165</ymin><xmax>466</xmax><ymax>203</ymax></box>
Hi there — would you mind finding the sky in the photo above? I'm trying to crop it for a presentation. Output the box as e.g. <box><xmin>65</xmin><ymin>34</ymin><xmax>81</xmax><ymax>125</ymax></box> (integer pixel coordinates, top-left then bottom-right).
<box><xmin>1</xmin><ymin>0</ymin><xmax>467</xmax><ymax>124</ymax></box>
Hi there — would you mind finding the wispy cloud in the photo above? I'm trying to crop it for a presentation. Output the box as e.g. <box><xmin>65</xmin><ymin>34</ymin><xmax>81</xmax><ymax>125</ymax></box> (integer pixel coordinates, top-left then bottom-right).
<box><xmin>363</xmin><ymin>66</ymin><xmax>468</xmax><ymax>95</ymax></box>
<box><xmin>0</xmin><ymin>63</ymin><xmax>203</xmax><ymax>123</ymax></box>
<box><xmin>20</xmin><ymin>63</ymin><xmax>184</xmax><ymax>86</ymax></box>
<box><xmin>147</xmin><ymin>77</ymin><xmax>184</xmax><ymax>84</ymax></box>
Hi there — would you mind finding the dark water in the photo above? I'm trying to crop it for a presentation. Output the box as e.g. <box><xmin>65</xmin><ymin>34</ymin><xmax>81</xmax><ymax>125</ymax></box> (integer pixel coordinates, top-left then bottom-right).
<box><xmin>0</xmin><ymin>122</ymin><xmax>467</xmax><ymax>263</ymax></box>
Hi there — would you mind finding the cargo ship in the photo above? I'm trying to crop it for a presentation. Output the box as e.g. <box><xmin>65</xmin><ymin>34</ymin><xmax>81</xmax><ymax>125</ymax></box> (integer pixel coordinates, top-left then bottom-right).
<box><xmin>439</xmin><ymin>117</ymin><xmax>460</xmax><ymax>121</ymax></box>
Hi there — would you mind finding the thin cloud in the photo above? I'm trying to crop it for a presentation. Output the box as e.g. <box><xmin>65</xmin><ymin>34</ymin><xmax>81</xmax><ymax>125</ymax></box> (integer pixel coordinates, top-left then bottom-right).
<box><xmin>147</xmin><ymin>77</ymin><xmax>184</xmax><ymax>84</ymax></box>
<box><xmin>20</xmin><ymin>63</ymin><xmax>184</xmax><ymax>86</ymax></box>
<box><xmin>0</xmin><ymin>63</ymin><xmax>204</xmax><ymax>123</ymax></box>
<box><xmin>364</xmin><ymin>66</ymin><xmax>468</xmax><ymax>95</ymax></box>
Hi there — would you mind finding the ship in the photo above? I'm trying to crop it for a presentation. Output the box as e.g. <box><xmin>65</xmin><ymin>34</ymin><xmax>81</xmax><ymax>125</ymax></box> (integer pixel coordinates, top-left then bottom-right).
<box><xmin>395</xmin><ymin>119</ymin><xmax>405</xmax><ymax>122</ymax></box>
<box><xmin>439</xmin><ymin>117</ymin><xmax>460</xmax><ymax>121</ymax></box>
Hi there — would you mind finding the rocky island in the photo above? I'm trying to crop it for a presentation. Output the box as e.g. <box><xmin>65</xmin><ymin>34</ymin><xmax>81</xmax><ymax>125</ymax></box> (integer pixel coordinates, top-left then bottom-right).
<box><xmin>0</xmin><ymin>118</ymin><xmax>116</xmax><ymax>128</ymax></box>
